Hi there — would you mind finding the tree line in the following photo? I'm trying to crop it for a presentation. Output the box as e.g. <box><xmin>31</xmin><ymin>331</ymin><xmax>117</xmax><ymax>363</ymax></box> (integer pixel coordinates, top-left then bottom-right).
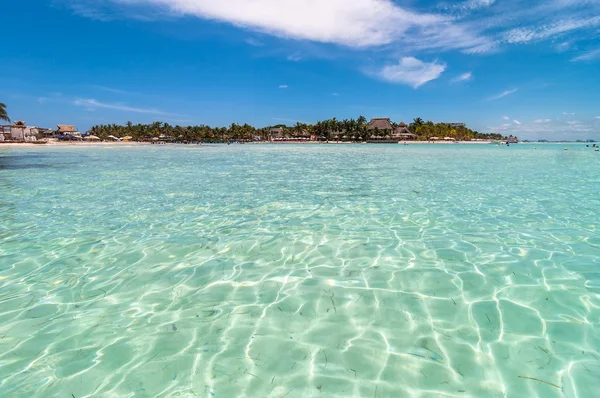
<box><xmin>88</xmin><ymin>116</ymin><xmax>509</xmax><ymax>142</ymax></box>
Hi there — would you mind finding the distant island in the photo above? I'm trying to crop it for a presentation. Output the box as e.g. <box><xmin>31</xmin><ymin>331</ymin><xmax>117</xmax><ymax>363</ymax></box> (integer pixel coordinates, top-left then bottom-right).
<box><xmin>85</xmin><ymin>117</ymin><xmax>514</xmax><ymax>143</ymax></box>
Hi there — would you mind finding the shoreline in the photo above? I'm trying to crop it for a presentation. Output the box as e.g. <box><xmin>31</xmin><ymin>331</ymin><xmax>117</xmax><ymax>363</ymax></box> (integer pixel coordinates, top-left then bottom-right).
<box><xmin>0</xmin><ymin>140</ymin><xmax>502</xmax><ymax>148</ymax></box>
<box><xmin>1</xmin><ymin>141</ymin><xmax>591</xmax><ymax>148</ymax></box>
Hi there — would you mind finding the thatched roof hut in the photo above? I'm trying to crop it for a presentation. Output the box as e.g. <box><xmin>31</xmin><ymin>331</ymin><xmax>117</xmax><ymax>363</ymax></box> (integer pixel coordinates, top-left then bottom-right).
<box><xmin>367</xmin><ymin>118</ymin><xmax>393</xmax><ymax>131</ymax></box>
<box><xmin>392</xmin><ymin>122</ymin><xmax>415</xmax><ymax>139</ymax></box>
<box><xmin>291</xmin><ymin>129</ymin><xmax>310</xmax><ymax>138</ymax></box>
<box><xmin>57</xmin><ymin>124</ymin><xmax>77</xmax><ymax>133</ymax></box>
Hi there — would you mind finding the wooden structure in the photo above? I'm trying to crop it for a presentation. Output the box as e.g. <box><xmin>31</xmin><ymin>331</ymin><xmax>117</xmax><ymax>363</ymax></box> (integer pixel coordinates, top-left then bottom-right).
<box><xmin>0</xmin><ymin>121</ymin><xmax>48</xmax><ymax>141</ymax></box>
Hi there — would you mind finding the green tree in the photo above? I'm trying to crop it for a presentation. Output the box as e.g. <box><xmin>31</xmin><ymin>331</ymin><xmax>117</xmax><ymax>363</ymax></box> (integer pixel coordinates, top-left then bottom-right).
<box><xmin>0</xmin><ymin>102</ymin><xmax>10</xmax><ymax>123</ymax></box>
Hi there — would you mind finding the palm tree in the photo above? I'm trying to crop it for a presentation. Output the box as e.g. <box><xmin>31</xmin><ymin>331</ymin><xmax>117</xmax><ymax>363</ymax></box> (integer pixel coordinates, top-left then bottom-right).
<box><xmin>0</xmin><ymin>102</ymin><xmax>10</xmax><ymax>123</ymax></box>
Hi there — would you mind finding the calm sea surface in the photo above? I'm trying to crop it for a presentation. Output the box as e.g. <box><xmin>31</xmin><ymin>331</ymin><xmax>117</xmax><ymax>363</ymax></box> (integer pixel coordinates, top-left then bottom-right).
<box><xmin>1</xmin><ymin>143</ymin><xmax>599</xmax><ymax>397</ymax></box>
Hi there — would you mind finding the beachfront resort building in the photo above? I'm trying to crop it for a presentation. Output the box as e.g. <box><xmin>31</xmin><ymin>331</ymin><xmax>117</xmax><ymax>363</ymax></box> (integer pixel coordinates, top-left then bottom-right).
<box><xmin>0</xmin><ymin>120</ymin><xmax>51</xmax><ymax>141</ymax></box>
<box><xmin>367</xmin><ymin>118</ymin><xmax>416</xmax><ymax>142</ymax></box>
<box><xmin>269</xmin><ymin>127</ymin><xmax>313</xmax><ymax>142</ymax></box>
<box><xmin>54</xmin><ymin>124</ymin><xmax>82</xmax><ymax>140</ymax></box>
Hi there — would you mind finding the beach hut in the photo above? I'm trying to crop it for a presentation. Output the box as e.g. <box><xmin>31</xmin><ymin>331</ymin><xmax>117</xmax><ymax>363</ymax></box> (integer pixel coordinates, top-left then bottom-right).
<box><xmin>84</xmin><ymin>135</ymin><xmax>101</xmax><ymax>141</ymax></box>
<box><xmin>392</xmin><ymin>122</ymin><xmax>416</xmax><ymax>141</ymax></box>
<box><xmin>444</xmin><ymin>137</ymin><xmax>456</xmax><ymax>141</ymax></box>
<box><xmin>56</xmin><ymin>124</ymin><xmax>78</xmax><ymax>134</ymax></box>
<box><xmin>367</xmin><ymin>118</ymin><xmax>393</xmax><ymax>134</ymax></box>
<box><xmin>367</xmin><ymin>118</ymin><xmax>394</xmax><ymax>142</ymax></box>
<box><xmin>122</xmin><ymin>136</ymin><xmax>133</xmax><ymax>142</ymax></box>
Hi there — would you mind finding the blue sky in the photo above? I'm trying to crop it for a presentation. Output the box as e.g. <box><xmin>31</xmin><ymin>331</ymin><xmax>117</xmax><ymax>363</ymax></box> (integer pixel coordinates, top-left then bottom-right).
<box><xmin>2</xmin><ymin>0</ymin><xmax>600</xmax><ymax>140</ymax></box>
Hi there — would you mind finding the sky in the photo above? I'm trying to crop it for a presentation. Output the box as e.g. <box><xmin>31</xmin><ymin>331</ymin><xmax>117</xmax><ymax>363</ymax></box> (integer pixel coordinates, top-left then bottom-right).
<box><xmin>2</xmin><ymin>0</ymin><xmax>600</xmax><ymax>140</ymax></box>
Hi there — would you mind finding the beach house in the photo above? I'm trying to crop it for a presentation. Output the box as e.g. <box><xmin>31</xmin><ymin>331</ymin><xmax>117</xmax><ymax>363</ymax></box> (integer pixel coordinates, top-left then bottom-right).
<box><xmin>55</xmin><ymin>124</ymin><xmax>81</xmax><ymax>140</ymax></box>
<box><xmin>268</xmin><ymin>127</ymin><xmax>285</xmax><ymax>141</ymax></box>
<box><xmin>0</xmin><ymin>121</ymin><xmax>45</xmax><ymax>141</ymax></box>
<box><xmin>392</xmin><ymin>122</ymin><xmax>417</xmax><ymax>141</ymax></box>
<box><xmin>367</xmin><ymin>118</ymin><xmax>394</xmax><ymax>142</ymax></box>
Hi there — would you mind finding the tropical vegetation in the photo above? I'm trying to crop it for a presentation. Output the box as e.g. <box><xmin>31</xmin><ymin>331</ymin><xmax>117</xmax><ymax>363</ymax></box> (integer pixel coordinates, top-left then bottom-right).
<box><xmin>87</xmin><ymin>116</ymin><xmax>510</xmax><ymax>142</ymax></box>
<box><xmin>0</xmin><ymin>102</ymin><xmax>10</xmax><ymax>123</ymax></box>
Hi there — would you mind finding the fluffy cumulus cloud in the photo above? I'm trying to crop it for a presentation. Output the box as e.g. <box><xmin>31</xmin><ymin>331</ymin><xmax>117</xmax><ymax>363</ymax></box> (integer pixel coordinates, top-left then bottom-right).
<box><xmin>377</xmin><ymin>57</ymin><xmax>446</xmax><ymax>88</ymax></box>
<box><xmin>116</xmin><ymin>0</ymin><xmax>442</xmax><ymax>48</ymax></box>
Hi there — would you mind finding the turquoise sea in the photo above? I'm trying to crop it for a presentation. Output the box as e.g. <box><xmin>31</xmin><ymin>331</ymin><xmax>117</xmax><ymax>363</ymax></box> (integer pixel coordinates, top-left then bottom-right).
<box><xmin>1</xmin><ymin>143</ymin><xmax>599</xmax><ymax>397</ymax></box>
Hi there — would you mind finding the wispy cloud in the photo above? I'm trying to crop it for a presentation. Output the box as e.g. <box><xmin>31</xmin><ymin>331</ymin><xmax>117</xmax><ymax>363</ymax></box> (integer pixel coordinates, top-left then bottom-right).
<box><xmin>278</xmin><ymin>85</ymin><xmax>288</xmax><ymax>89</ymax></box>
<box><xmin>245</xmin><ymin>37</ymin><xmax>265</xmax><ymax>47</ymax></box>
<box><xmin>488</xmin><ymin>117</ymin><xmax>596</xmax><ymax>140</ymax></box>
<box><xmin>83</xmin><ymin>0</ymin><xmax>490</xmax><ymax>53</ymax></box>
<box><xmin>596</xmin><ymin>116</ymin><xmax>600</xmax><ymax>119</ymax></box>
<box><xmin>513</xmin><ymin>120</ymin><xmax>521</xmax><ymax>125</ymax></box>
<box><xmin>441</xmin><ymin>0</ymin><xmax>496</xmax><ymax>13</ymax></box>
<box><xmin>286</xmin><ymin>52</ymin><xmax>302</xmax><ymax>62</ymax></box>
<box><xmin>451</xmin><ymin>72</ymin><xmax>473</xmax><ymax>83</ymax></box>
<box><xmin>487</xmin><ymin>88</ymin><xmax>518</xmax><ymax>101</ymax></box>
<box><xmin>73</xmin><ymin>98</ymin><xmax>169</xmax><ymax>114</ymax></box>
<box><xmin>502</xmin><ymin>116</ymin><xmax>510</xmax><ymax>120</ymax></box>
<box><xmin>571</xmin><ymin>48</ymin><xmax>600</xmax><ymax>62</ymax></box>
<box><xmin>67</xmin><ymin>0</ymin><xmax>600</xmax><ymax>57</ymax></box>
<box><xmin>89</xmin><ymin>85</ymin><xmax>132</xmax><ymax>94</ymax></box>
<box><xmin>503</xmin><ymin>17</ymin><xmax>600</xmax><ymax>44</ymax></box>
<box><xmin>331</xmin><ymin>93</ymin><xmax>340</xmax><ymax>96</ymax></box>
<box><xmin>376</xmin><ymin>57</ymin><xmax>446</xmax><ymax>88</ymax></box>
<box><xmin>562</xmin><ymin>112</ymin><xmax>575</xmax><ymax>115</ymax></box>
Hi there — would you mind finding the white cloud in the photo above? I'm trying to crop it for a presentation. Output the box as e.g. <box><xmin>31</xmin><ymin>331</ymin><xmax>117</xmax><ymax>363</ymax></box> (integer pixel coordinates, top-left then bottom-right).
<box><xmin>90</xmin><ymin>85</ymin><xmax>131</xmax><ymax>94</ymax></box>
<box><xmin>534</xmin><ymin>118</ymin><xmax>553</xmax><ymax>123</ymax></box>
<box><xmin>503</xmin><ymin>16</ymin><xmax>600</xmax><ymax>44</ymax></box>
<box><xmin>121</xmin><ymin>0</ymin><xmax>441</xmax><ymax>48</ymax></box>
<box><xmin>487</xmin><ymin>88</ymin><xmax>518</xmax><ymax>101</ymax></box>
<box><xmin>69</xmin><ymin>0</ymin><xmax>600</xmax><ymax>58</ymax></box>
<box><xmin>73</xmin><ymin>98</ymin><xmax>168</xmax><ymax>114</ymax></box>
<box><xmin>245</xmin><ymin>37</ymin><xmax>265</xmax><ymax>47</ymax></box>
<box><xmin>286</xmin><ymin>52</ymin><xmax>302</xmax><ymax>62</ymax></box>
<box><xmin>377</xmin><ymin>57</ymin><xmax>446</xmax><ymax>88</ymax></box>
<box><xmin>441</xmin><ymin>0</ymin><xmax>496</xmax><ymax>13</ymax></box>
<box><xmin>596</xmin><ymin>116</ymin><xmax>600</xmax><ymax>119</ymax></box>
<box><xmin>502</xmin><ymin>116</ymin><xmax>510</xmax><ymax>120</ymax></box>
<box><xmin>331</xmin><ymin>93</ymin><xmax>340</xmax><ymax>96</ymax></box>
<box><xmin>562</xmin><ymin>112</ymin><xmax>575</xmax><ymax>115</ymax></box>
<box><xmin>571</xmin><ymin>48</ymin><xmax>600</xmax><ymax>62</ymax></box>
<box><xmin>278</xmin><ymin>85</ymin><xmax>288</xmax><ymax>89</ymax></box>
<box><xmin>452</xmin><ymin>72</ymin><xmax>473</xmax><ymax>82</ymax></box>
<box><xmin>513</xmin><ymin>120</ymin><xmax>521</xmax><ymax>125</ymax></box>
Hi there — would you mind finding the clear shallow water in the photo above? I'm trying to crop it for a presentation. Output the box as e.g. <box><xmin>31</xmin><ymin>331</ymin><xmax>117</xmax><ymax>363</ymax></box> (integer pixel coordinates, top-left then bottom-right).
<box><xmin>0</xmin><ymin>143</ymin><xmax>599</xmax><ymax>397</ymax></box>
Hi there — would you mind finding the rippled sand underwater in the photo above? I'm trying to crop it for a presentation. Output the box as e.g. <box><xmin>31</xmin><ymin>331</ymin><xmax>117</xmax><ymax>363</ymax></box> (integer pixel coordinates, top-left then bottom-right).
<box><xmin>0</xmin><ymin>143</ymin><xmax>599</xmax><ymax>397</ymax></box>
